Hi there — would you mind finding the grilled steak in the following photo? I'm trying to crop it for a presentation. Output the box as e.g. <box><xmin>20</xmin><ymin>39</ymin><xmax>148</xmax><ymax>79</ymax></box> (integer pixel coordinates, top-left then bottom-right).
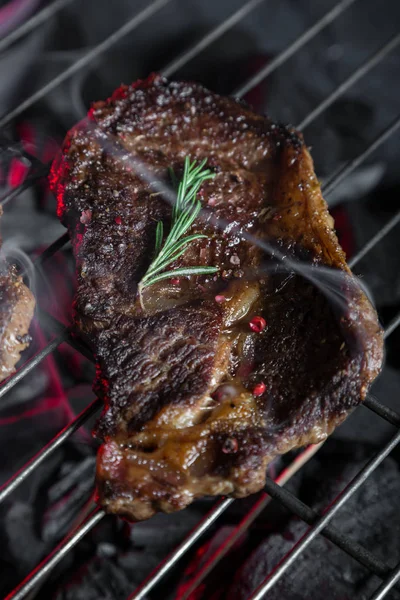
<box><xmin>50</xmin><ymin>74</ymin><xmax>384</xmax><ymax>521</ymax></box>
<box><xmin>0</xmin><ymin>206</ymin><xmax>35</xmax><ymax>382</ymax></box>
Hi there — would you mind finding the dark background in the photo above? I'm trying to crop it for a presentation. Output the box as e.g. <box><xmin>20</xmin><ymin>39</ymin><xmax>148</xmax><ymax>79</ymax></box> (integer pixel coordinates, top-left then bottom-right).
<box><xmin>0</xmin><ymin>1</ymin><xmax>400</xmax><ymax>598</ymax></box>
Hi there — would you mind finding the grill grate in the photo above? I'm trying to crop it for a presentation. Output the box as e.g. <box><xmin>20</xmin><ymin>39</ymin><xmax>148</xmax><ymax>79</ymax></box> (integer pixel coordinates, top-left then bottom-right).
<box><xmin>1</xmin><ymin>0</ymin><xmax>400</xmax><ymax>599</ymax></box>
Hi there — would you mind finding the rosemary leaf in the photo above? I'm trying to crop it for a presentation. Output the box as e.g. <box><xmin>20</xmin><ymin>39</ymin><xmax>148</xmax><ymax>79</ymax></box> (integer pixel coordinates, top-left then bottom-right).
<box><xmin>154</xmin><ymin>221</ymin><xmax>163</xmax><ymax>254</ymax></box>
<box><xmin>140</xmin><ymin>234</ymin><xmax>208</xmax><ymax>283</ymax></box>
<box><xmin>138</xmin><ymin>157</ymin><xmax>217</xmax><ymax>307</ymax></box>
<box><xmin>142</xmin><ymin>266</ymin><xmax>219</xmax><ymax>288</ymax></box>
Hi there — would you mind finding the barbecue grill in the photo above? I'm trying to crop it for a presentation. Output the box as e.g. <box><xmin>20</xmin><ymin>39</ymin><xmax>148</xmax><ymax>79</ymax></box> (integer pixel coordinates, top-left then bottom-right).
<box><xmin>1</xmin><ymin>0</ymin><xmax>400</xmax><ymax>598</ymax></box>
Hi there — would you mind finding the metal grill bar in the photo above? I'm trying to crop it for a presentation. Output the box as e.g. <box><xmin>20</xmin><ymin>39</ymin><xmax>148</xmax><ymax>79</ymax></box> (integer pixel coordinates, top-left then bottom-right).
<box><xmin>0</xmin><ymin>162</ymin><xmax>50</xmax><ymax>207</ymax></box>
<box><xmin>370</xmin><ymin>564</ymin><xmax>400</xmax><ymax>600</ymax></box>
<box><xmin>36</xmin><ymin>307</ymin><xmax>93</xmax><ymax>358</ymax></box>
<box><xmin>0</xmin><ymin>1</ymin><xmax>396</xmax><ymax>268</ymax></box>
<box><xmin>183</xmin><ymin>389</ymin><xmax>400</xmax><ymax>598</ymax></box>
<box><xmin>262</xmin><ymin>478</ymin><xmax>395</xmax><ymax>579</ymax></box>
<box><xmin>349</xmin><ymin>208</ymin><xmax>400</xmax><ymax>269</ymax></box>
<box><xmin>0</xmin><ymin>356</ymin><xmax>99</xmax><ymax>504</ymax></box>
<box><xmin>0</xmin><ymin>332</ymin><xmax>66</xmax><ymax>401</ymax></box>
<box><xmin>14</xmin><ymin>108</ymin><xmax>398</xmax><ymax>294</ymax></box>
<box><xmin>176</xmin><ymin>443</ymin><xmax>323</xmax><ymax>600</ymax></box>
<box><xmin>161</xmin><ymin>0</ymin><xmax>267</xmax><ymax>78</ymax></box>
<box><xmin>4</xmin><ymin>326</ymin><xmax>398</xmax><ymax>599</ymax></box>
<box><xmin>0</xmin><ymin>311</ymin><xmax>92</xmax><ymax>409</ymax></box>
<box><xmin>383</xmin><ymin>310</ymin><xmax>400</xmax><ymax>339</ymax></box>
<box><xmin>0</xmin><ymin>397</ymin><xmax>101</xmax><ymax>504</ymax></box>
<box><xmin>130</xmin><ymin>498</ymin><xmax>233</xmax><ymax>600</ymax></box>
<box><xmin>34</xmin><ymin>232</ymin><xmax>70</xmax><ymax>267</ymax></box>
<box><xmin>7</xmin><ymin>106</ymin><xmax>399</xmax><ymax>279</ymax></box>
<box><xmin>2</xmin><ymin>448</ymin><xmax>323</xmax><ymax>600</ymax></box>
<box><xmin>1</xmin><ymin>1</ymin><xmax>400</xmax><ymax>599</ymax></box>
<box><xmin>297</xmin><ymin>33</ymin><xmax>400</xmax><ymax>130</ymax></box>
<box><xmin>2</xmin><ymin>158</ymin><xmax>398</xmax><ymax>596</ymax></box>
<box><xmin>0</xmin><ymin>0</ymin><xmax>75</xmax><ymax>54</ymax></box>
<box><xmin>134</xmin><ymin>392</ymin><xmax>400</xmax><ymax>600</ymax></box>
<box><xmin>323</xmin><ymin>113</ymin><xmax>400</xmax><ymax>198</ymax></box>
<box><xmin>137</xmin><ymin>404</ymin><xmax>400</xmax><ymax>599</ymax></box>
<box><xmin>233</xmin><ymin>0</ymin><xmax>358</xmax><ymax>98</ymax></box>
<box><xmin>247</xmin><ymin>427</ymin><xmax>400</xmax><ymax>600</ymax></box>
<box><xmin>363</xmin><ymin>396</ymin><xmax>400</xmax><ymax>428</ymax></box>
<box><xmin>7</xmin><ymin>109</ymin><xmax>399</xmax><ymax>401</ymax></box>
<box><xmin>5</xmin><ymin>507</ymin><xmax>105</xmax><ymax>600</ymax></box>
<box><xmin>179</xmin><ymin>496</ymin><xmax>273</xmax><ymax>600</ymax></box>
<box><xmin>0</xmin><ymin>0</ymin><xmax>174</xmax><ymax>129</ymax></box>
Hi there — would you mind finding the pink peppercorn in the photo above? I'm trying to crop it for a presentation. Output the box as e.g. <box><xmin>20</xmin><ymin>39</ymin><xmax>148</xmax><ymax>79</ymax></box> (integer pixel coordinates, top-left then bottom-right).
<box><xmin>249</xmin><ymin>316</ymin><xmax>267</xmax><ymax>333</ymax></box>
<box><xmin>253</xmin><ymin>382</ymin><xmax>266</xmax><ymax>397</ymax></box>
<box><xmin>114</xmin><ymin>216</ymin><xmax>122</xmax><ymax>225</ymax></box>
<box><xmin>215</xmin><ymin>295</ymin><xmax>226</xmax><ymax>304</ymax></box>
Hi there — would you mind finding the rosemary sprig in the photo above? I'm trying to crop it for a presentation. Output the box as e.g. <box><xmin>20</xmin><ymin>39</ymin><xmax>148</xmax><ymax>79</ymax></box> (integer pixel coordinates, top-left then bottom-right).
<box><xmin>138</xmin><ymin>157</ymin><xmax>218</xmax><ymax>307</ymax></box>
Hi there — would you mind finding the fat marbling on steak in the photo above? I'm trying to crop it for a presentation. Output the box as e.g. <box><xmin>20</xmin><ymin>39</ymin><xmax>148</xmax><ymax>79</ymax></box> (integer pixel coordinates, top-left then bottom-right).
<box><xmin>50</xmin><ymin>74</ymin><xmax>384</xmax><ymax>521</ymax></box>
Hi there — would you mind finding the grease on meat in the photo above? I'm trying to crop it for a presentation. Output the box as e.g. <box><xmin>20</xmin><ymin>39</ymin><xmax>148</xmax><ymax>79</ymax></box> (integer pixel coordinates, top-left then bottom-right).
<box><xmin>50</xmin><ymin>75</ymin><xmax>383</xmax><ymax>521</ymax></box>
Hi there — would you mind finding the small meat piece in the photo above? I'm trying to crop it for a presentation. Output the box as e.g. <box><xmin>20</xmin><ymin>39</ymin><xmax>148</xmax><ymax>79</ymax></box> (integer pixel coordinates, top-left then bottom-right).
<box><xmin>50</xmin><ymin>75</ymin><xmax>384</xmax><ymax>521</ymax></box>
<box><xmin>0</xmin><ymin>206</ymin><xmax>35</xmax><ymax>381</ymax></box>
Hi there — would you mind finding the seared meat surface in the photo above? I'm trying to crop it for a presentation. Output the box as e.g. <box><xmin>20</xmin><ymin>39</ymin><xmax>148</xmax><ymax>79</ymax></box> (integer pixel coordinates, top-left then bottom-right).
<box><xmin>0</xmin><ymin>206</ymin><xmax>35</xmax><ymax>382</ymax></box>
<box><xmin>50</xmin><ymin>75</ymin><xmax>383</xmax><ymax>521</ymax></box>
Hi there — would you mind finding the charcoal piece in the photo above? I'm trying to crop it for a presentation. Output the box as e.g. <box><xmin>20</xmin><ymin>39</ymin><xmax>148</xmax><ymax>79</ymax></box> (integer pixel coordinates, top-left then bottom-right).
<box><xmin>347</xmin><ymin>187</ymin><xmax>400</xmax><ymax>308</ymax></box>
<box><xmin>332</xmin><ymin>367</ymin><xmax>400</xmax><ymax>446</ymax></box>
<box><xmin>43</xmin><ymin>457</ymin><xmax>96</xmax><ymax>542</ymax></box>
<box><xmin>54</xmin><ymin>557</ymin><xmax>133</xmax><ymax>600</ymax></box>
<box><xmin>230</xmin><ymin>447</ymin><xmax>400</xmax><ymax>600</ymax></box>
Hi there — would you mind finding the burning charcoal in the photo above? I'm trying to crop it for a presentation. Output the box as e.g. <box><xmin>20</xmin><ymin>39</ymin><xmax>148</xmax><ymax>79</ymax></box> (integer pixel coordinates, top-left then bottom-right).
<box><xmin>43</xmin><ymin>457</ymin><xmax>96</xmax><ymax>542</ymax></box>
<box><xmin>53</xmin><ymin>557</ymin><xmax>133</xmax><ymax>600</ymax></box>
<box><xmin>0</xmin><ymin>367</ymin><xmax>49</xmax><ymax>410</ymax></box>
<box><xmin>347</xmin><ymin>186</ymin><xmax>400</xmax><ymax>307</ymax></box>
<box><xmin>48</xmin><ymin>507</ymin><xmax>207</xmax><ymax>600</ymax></box>
<box><xmin>119</xmin><ymin>510</ymin><xmax>208</xmax><ymax>586</ymax></box>
<box><xmin>230</xmin><ymin>519</ymin><xmax>362</xmax><ymax>600</ymax></box>
<box><xmin>47</xmin><ymin>457</ymin><xmax>96</xmax><ymax>504</ymax></box>
<box><xmin>332</xmin><ymin>366</ymin><xmax>400</xmax><ymax>446</ymax></box>
<box><xmin>229</xmin><ymin>445</ymin><xmax>400</xmax><ymax>600</ymax></box>
<box><xmin>3</xmin><ymin>502</ymin><xmax>45</xmax><ymax>573</ymax></box>
<box><xmin>1</xmin><ymin>1</ymin><xmax>400</xmax><ymax>599</ymax></box>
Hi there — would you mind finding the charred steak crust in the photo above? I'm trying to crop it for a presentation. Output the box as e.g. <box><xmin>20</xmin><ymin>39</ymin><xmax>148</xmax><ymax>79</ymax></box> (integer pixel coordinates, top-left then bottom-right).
<box><xmin>94</xmin><ymin>302</ymin><xmax>224</xmax><ymax>438</ymax></box>
<box><xmin>50</xmin><ymin>74</ymin><xmax>383</xmax><ymax>521</ymax></box>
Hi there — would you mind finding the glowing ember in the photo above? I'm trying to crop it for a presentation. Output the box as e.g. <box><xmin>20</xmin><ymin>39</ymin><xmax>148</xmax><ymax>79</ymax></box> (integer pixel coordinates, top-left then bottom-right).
<box><xmin>253</xmin><ymin>382</ymin><xmax>266</xmax><ymax>397</ymax></box>
<box><xmin>8</xmin><ymin>158</ymin><xmax>29</xmax><ymax>188</ymax></box>
<box><xmin>249</xmin><ymin>316</ymin><xmax>267</xmax><ymax>333</ymax></box>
